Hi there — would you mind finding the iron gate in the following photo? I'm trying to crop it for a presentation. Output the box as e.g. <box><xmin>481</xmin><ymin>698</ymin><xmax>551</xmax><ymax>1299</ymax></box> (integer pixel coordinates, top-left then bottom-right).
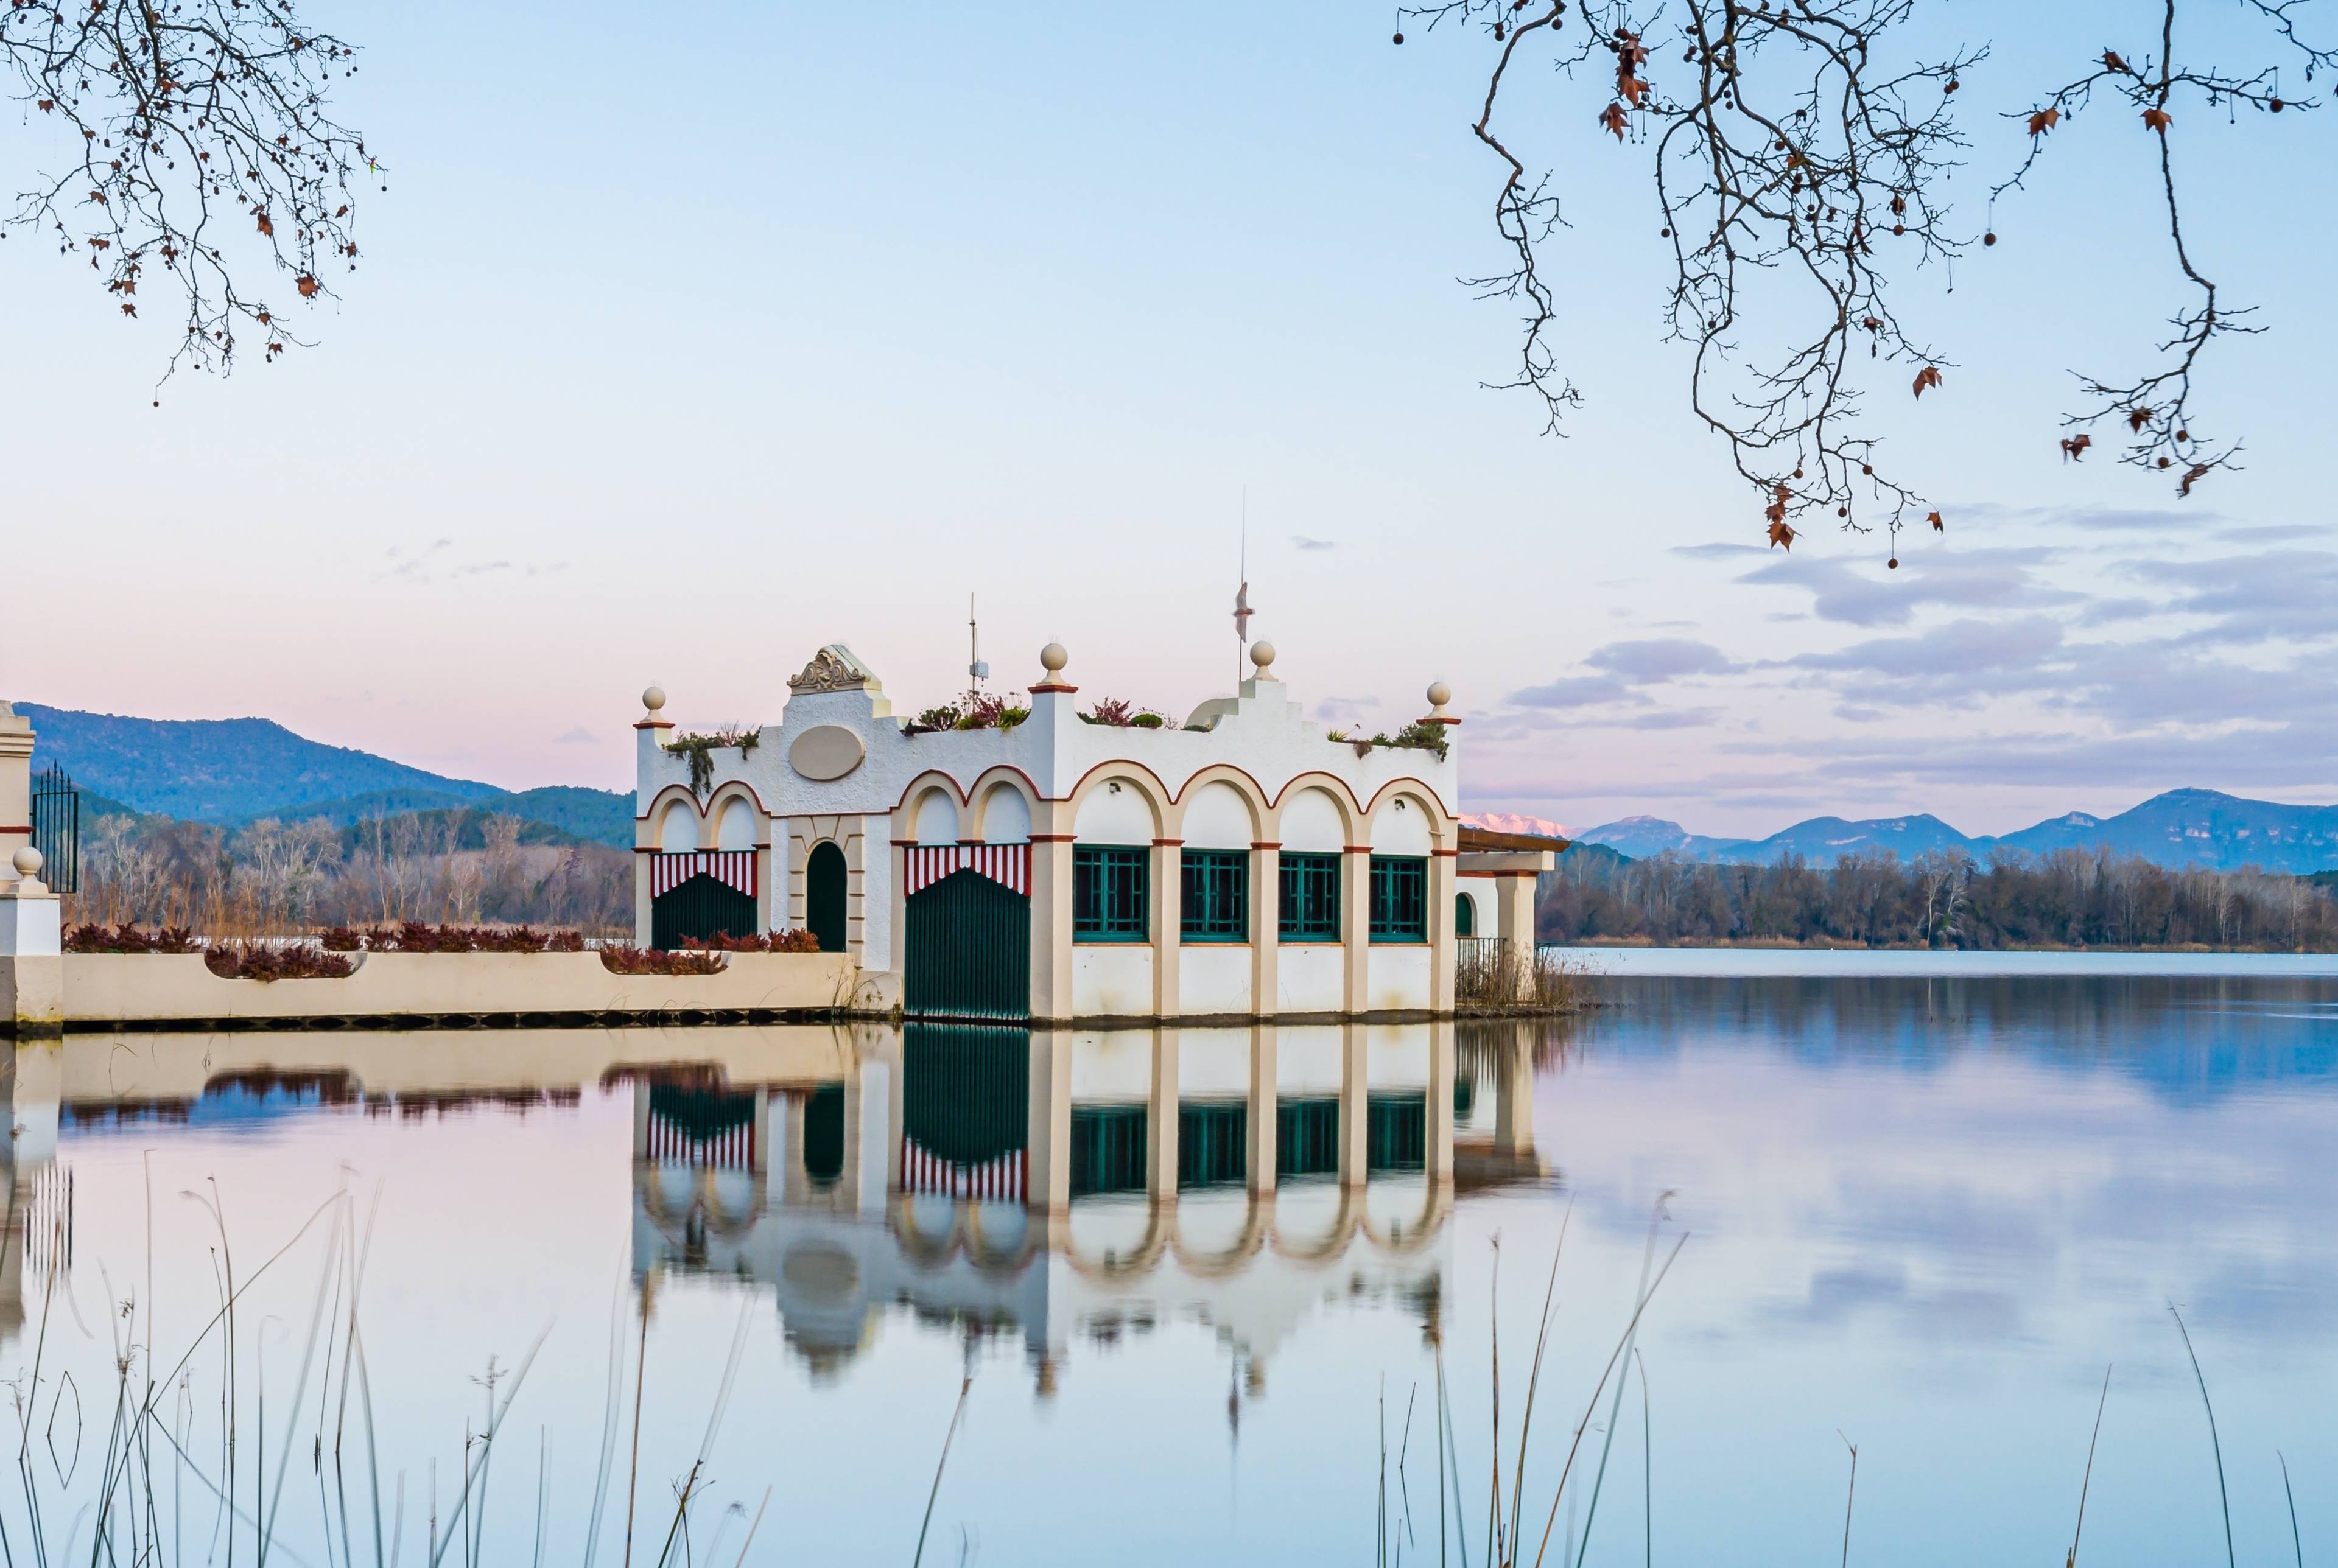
<box><xmin>904</xmin><ymin>863</ymin><xmax>1031</xmax><ymax>1020</ymax></box>
<box><xmin>31</xmin><ymin>763</ymin><xmax>78</xmax><ymax>893</ymax></box>
<box><xmin>650</xmin><ymin>873</ymin><xmax>757</xmax><ymax>948</ymax></box>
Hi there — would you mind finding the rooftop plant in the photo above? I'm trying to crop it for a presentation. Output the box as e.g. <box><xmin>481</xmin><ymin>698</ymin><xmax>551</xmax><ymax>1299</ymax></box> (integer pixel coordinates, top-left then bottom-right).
<box><xmin>1079</xmin><ymin>698</ymin><xmax>1167</xmax><ymax>729</ymax></box>
<box><xmin>1327</xmin><ymin>719</ymin><xmax>1451</xmax><ymax>763</ymax></box>
<box><xmin>664</xmin><ymin>727</ymin><xmax>759</xmax><ymax>797</ymax></box>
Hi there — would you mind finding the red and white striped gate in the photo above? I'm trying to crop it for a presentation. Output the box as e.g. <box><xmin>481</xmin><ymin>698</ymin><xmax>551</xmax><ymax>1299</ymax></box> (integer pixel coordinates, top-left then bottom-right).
<box><xmin>650</xmin><ymin>850</ymin><xmax>757</xmax><ymax>897</ymax></box>
<box><xmin>902</xmin><ymin>842</ymin><xmax>1030</xmax><ymax>896</ymax></box>
<box><xmin>900</xmin><ymin>1136</ymin><xmax>1027</xmax><ymax>1201</ymax></box>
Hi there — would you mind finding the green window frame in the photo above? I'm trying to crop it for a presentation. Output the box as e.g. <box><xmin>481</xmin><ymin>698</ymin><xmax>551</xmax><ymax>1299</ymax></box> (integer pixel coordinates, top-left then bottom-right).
<box><xmin>1181</xmin><ymin>849</ymin><xmax>1249</xmax><ymax>942</ymax></box>
<box><xmin>1369</xmin><ymin>854</ymin><xmax>1428</xmax><ymax>942</ymax></box>
<box><xmin>1073</xmin><ymin>844</ymin><xmax>1150</xmax><ymax>942</ymax></box>
<box><xmin>1278</xmin><ymin>851</ymin><xmax>1341</xmax><ymax>942</ymax></box>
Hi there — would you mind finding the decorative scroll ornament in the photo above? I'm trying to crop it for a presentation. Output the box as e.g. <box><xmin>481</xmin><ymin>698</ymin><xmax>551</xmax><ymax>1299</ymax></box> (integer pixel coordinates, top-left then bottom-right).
<box><xmin>787</xmin><ymin>644</ymin><xmax>882</xmax><ymax>695</ymax></box>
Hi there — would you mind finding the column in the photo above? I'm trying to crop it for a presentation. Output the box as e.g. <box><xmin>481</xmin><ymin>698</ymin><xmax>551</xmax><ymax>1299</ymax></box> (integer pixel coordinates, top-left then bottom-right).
<box><xmin>1026</xmin><ymin>1028</ymin><xmax>1075</xmax><ymax>1218</ymax></box>
<box><xmin>1151</xmin><ymin>838</ymin><xmax>1182</xmax><ymax>1019</ymax></box>
<box><xmin>1246</xmin><ymin>1023</ymin><xmax>1278</xmax><ymax>1197</ymax></box>
<box><xmin>1495</xmin><ymin>870</ymin><xmax>1540</xmax><ymax>1003</ymax></box>
<box><xmin>1251</xmin><ymin>844</ymin><xmax>1280</xmax><ymax>1020</ymax></box>
<box><xmin>1494</xmin><ymin>1022</ymin><xmax>1537</xmax><ymax>1162</ymax></box>
<box><xmin>1428</xmin><ymin>849</ymin><xmax>1460</xmax><ymax>1013</ymax></box>
<box><xmin>1426</xmin><ymin>1020</ymin><xmax>1456</xmax><ymax>1191</ymax></box>
<box><xmin>1148</xmin><ymin>1029</ymin><xmax>1181</xmax><ymax>1204</ymax></box>
<box><xmin>1341</xmin><ymin>845</ymin><xmax>1373</xmax><ymax>1017</ymax></box>
<box><xmin>1028</xmin><ymin>830</ymin><xmax>1076</xmax><ymax>1023</ymax></box>
<box><xmin>1336</xmin><ymin>1022</ymin><xmax>1369</xmax><ymax>1189</ymax></box>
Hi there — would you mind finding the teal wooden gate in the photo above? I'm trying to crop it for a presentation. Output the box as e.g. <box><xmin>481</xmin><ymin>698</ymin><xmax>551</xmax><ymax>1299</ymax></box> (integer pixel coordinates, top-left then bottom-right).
<box><xmin>901</xmin><ymin>1024</ymin><xmax>1030</xmax><ymax>1199</ymax></box>
<box><xmin>651</xmin><ymin>873</ymin><xmax>756</xmax><ymax>948</ymax></box>
<box><xmin>904</xmin><ymin>867</ymin><xmax>1031</xmax><ymax>1020</ymax></box>
<box><xmin>806</xmin><ymin>841</ymin><xmax>848</xmax><ymax>952</ymax></box>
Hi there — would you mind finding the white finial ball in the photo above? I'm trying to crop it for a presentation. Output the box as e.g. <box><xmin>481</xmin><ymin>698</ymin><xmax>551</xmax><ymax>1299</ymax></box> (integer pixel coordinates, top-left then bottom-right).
<box><xmin>1249</xmin><ymin>640</ymin><xmax>1277</xmax><ymax>671</ymax></box>
<box><xmin>12</xmin><ymin>847</ymin><xmax>42</xmax><ymax>880</ymax></box>
<box><xmin>1427</xmin><ymin>679</ymin><xmax>1452</xmax><ymax>709</ymax></box>
<box><xmin>1039</xmin><ymin>642</ymin><xmax>1070</xmax><ymax>674</ymax></box>
<box><xmin>642</xmin><ymin>684</ymin><xmax>667</xmax><ymax>714</ymax></box>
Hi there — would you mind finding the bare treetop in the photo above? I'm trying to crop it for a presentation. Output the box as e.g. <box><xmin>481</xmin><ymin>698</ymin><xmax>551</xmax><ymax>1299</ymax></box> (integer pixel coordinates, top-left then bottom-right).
<box><xmin>3</xmin><ymin>0</ymin><xmax>377</xmax><ymax>387</ymax></box>
<box><xmin>1403</xmin><ymin>0</ymin><xmax>2334</xmax><ymax>553</ymax></box>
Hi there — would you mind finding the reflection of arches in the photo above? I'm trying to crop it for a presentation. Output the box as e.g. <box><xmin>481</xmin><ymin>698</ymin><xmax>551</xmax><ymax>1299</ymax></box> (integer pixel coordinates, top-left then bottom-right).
<box><xmin>1060</xmin><ymin>1198</ymin><xmax>1173</xmax><ymax>1279</ymax></box>
<box><xmin>1166</xmin><ymin>1191</ymin><xmax>1273</xmax><ymax>1278</ymax></box>
<box><xmin>1358</xmin><ymin>1177</ymin><xmax>1453</xmax><ymax>1255</ymax></box>
<box><xmin>1268</xmin><ymin>1186</ymin><xmax>1363</xmax><ymax>1262</ymax></box>
<box><xmin>806</xmin><ymin>841</ymin><xmax>848</xmax><ymax>952</ymax></box>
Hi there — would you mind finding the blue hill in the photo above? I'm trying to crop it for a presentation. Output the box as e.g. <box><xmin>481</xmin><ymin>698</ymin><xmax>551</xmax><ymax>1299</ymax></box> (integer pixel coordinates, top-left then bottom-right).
<box><xmin>21</xmin><ymin>704</ymin><xmax>632</xmax><ymax>848</ymax></box>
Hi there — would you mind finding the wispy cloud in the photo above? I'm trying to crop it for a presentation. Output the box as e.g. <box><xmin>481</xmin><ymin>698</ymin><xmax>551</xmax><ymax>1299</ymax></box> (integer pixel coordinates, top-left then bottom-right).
<box><xmin>553</xmin><ymin>727</ymin><xmax>598</xmax><ymax>744</ymax></box>
<box><xmin>1292</xmin><ymin>534</ymin><xmax>1336</xmax><ymax>551</ymax></box>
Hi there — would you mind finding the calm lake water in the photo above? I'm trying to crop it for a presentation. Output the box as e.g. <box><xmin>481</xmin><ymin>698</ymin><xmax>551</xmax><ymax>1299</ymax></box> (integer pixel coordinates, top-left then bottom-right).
<box><xmin>5</xmin><ymin>974</ymin><xmax>2333</xmax><ymax>1565</ymax></box>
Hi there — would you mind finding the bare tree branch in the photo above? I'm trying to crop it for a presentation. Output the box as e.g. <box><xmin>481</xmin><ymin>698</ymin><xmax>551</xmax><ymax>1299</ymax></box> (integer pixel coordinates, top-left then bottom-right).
<box><xmin>2</xmin><ymin>0</ymin><xmax>379</xmax><ymax>389</ymax></box>
<box><xmin>1408</xmin><ymin>0</ymin><xmax>2333</xmax><ymax>547</ymax></box>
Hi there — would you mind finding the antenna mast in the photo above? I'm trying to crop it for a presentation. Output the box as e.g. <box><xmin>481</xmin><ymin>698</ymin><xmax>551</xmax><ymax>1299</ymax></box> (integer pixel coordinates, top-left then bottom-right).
<box><xmin>1232</xmin><ymin>491</ymin><xmax>1252</xmax><ymax>687</ymax></box>
<box><xmin>968</xmin><ymin>594</ymin><xmax>988</xmax><ymax>690</ymax></box>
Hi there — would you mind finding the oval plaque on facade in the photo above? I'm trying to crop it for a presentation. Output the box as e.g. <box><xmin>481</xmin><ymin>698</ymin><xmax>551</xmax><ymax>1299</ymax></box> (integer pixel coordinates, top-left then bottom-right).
<box><xmin>789</xmin><ymin>723</ymin><xmax>865</xmax><ymax>781</ymax></box>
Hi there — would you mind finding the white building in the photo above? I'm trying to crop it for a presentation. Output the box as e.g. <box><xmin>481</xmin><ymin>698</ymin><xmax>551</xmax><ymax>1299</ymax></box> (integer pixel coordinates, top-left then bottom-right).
<box><xmin>632</xmin><ymin>640</ymin><xmax>1549</xmax><ymax>1023</ymax></box>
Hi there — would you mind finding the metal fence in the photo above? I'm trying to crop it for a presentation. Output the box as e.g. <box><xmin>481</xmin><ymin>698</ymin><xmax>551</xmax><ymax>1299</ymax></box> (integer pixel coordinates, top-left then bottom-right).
<box><xmin>31</xmin><ymin>762</ymin><xmax>79</xmax><ymax>894</ymax></box>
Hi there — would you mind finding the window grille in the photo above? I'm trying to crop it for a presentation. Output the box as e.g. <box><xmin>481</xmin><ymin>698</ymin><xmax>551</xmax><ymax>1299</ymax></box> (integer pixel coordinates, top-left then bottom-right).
<box><xmin>1073</xmin><ymin>845</ymin><xmax>1150</xmax><ymax>941</ymax></box>
<box><xmin>1180</xmin><ymin>849</ymin><xmax>1249</xmax><ymax>942</ymax></box>
<box><xmin>1277</xmin><ymin>852</ymin><xmax>1341</xmax><ymax>941</ymax></box>
<box><xmin>1369</xmin><ymin>855</ymin><xmax>1428</xmax><ymax>942</ymax></box>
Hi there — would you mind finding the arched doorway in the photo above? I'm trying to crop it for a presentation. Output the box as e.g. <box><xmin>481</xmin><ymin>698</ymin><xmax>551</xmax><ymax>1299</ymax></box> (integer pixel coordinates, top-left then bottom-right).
<box><xmin>1455</xmin><ymin>891</ymin><xmax>1476</xmax><ymax>938</ymax></box>
<box><xmin>806</xmin><ymin>840</ymin><xmax>848</xmax><ymax>953</ymax></box>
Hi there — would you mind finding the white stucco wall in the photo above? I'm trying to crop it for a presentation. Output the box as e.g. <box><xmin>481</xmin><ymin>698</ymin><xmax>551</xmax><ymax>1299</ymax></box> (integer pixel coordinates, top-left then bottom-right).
<box><xmin>1279</xmin><ymin>787</ymin><xmax>1346</xmax><ymax>852</ymax></box>
<box><xmin>1072</xmin><ymin>945</ymin><xmax>1153</xmax><ymax>1017</ymax></box>
<box><xmin>1276</xmin><ymin>943</ymin><xmax>1344</xmax><ymax>1014</ymax></box>
<box><xmin>979</xmin><ymin>784</ymin><xmax>1031</xmax><ymax>843</ymax></box>
<box><xmin>1178</xmin><ymin>944</ymin><xmax>1252</xmax><ymax>1016</ymax></box>
<box><xmin>1182</xmin><ymin>781</ymin><xmax>1255</xmax><ymax>849</ymax></box>
<box><xmin>1368</xmin><ymin>945</ymin><xmax>1433</xmax><ymax>1012</ymax></box>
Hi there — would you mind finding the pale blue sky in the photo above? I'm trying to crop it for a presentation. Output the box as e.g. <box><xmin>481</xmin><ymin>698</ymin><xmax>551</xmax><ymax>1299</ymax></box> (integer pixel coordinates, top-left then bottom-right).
<box><xmin>4</xmin><ymin>1</ymin><xmax>2333</xmax><ymax>836</ymax></box>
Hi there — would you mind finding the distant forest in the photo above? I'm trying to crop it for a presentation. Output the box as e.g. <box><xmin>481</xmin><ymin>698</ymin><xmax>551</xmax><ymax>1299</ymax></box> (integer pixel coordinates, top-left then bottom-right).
<box><xmin>71</xmin><ymin>808</ymin><xmax>632</xmax><ymax>936</ymax></box>
<box><xmin>1539</xmin><ymin>847</ymin><xmax>2338</xmax><ymax>952</ymax></box>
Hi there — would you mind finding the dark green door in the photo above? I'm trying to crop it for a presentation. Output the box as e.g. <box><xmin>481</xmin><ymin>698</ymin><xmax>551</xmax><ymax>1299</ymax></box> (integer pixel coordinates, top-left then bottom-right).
<box><xmin>904</xmin><ymin>867</ymin><xmax>1031</xmax><ymax>1020</ymax></box>
<box><xmin>652</xmin><ymin>873</ymin><xmax>757</xmax><ymax>949</ymax></box>
<box><xmin>1455</xmin><ymin>892</ymin><xmax>1476</xmax><ymax>937</ymax></box>
<box><xmin>806</xmin><ymin>841</ymin><xmax>848</xmax><ymax>953</ymax></box>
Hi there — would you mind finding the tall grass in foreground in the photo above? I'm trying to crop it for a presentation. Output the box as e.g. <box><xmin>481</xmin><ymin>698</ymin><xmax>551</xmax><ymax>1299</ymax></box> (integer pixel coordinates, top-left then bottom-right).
<box><xmin>1378</xmin><ymin>1241</ymin><xmax>2311</xmax><ymax>1568</ymax></box>
<box><xmin>0</xmin><ymin>1174</ymin><xmax>757</xmax><ymax>1568</ymax></box>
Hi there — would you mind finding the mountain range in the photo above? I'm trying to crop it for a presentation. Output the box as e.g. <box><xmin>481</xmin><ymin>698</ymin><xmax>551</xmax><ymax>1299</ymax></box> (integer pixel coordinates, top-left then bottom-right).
<box><xmin>1578</xmin><ymin>789</ymin><xmax>2338</xmax><ymax>875</ymax></box>
<box><xmin>25</xmin><ymin>704</ymin><xmax>2338</xmax><ymax>875</ymax></box>
<box><xmin>21</xmin><ymin>704</ymin><xmax>634</xmax><ymax>848</ymax></box>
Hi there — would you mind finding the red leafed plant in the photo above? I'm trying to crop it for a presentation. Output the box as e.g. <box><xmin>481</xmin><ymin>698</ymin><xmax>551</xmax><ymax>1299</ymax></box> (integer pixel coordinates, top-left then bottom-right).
<box><xmin>203</xmin><ymin>943</ymin><xmax>355</xmax><ymax>982</ymax></box>
<box><xmin>681</xmin><ymin>929</ymin><xmax>823</xmax><ymax>953</ymax></box>
<box><xmin>597</xmin><ymin>945</ymin><xmax>729</xmax><ymax>976</ymax></box>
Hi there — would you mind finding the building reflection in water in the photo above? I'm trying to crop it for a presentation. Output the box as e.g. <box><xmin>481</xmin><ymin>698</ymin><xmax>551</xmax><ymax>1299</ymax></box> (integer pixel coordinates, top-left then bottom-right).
<box><xmin>2</xmin><ymin>1020</ymin><xmax>1555</xmax><ymax>1384</ymax></box>
<box><xmin>628</xmin><ymin>1021</ymin><xmax>1551</xmax><ymax>1388</ymax></box>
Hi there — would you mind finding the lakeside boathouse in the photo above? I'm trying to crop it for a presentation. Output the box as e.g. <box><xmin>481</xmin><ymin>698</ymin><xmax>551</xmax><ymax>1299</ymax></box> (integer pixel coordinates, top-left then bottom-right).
<box><xmin>632</xmin><ymin>640</ymin><xmax>1556</xmax><ymax>1024</ymax></box>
